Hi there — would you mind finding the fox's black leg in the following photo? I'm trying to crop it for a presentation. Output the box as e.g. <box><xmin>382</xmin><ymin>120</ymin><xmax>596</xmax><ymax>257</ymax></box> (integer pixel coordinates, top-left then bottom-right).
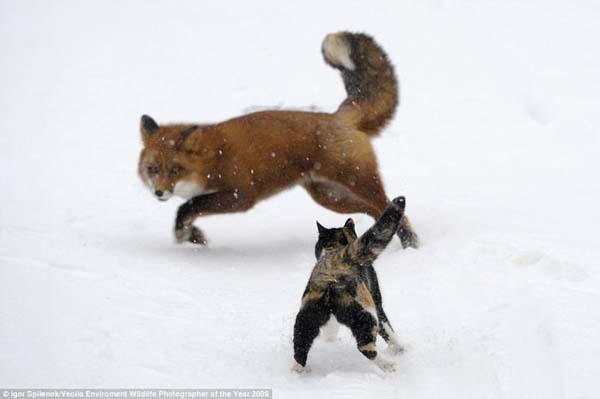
<box><xmin>397</xmin><ymin>215</ymin><xmax>419</xmax><ymax>249</ymax></box>
<box><xmin>175</xmin><ymin>191</ymin><xmax>255</xmax><ymax>244</ymax></box>
<box><xmin>333</xmin><ymin>299</ymin><xmax>396</xmax><ymax>372</ymax></box>
<box><xmin>292</xmin><ymin>297</ymin><xmax>330</xmax><ymax>371</ymax></box>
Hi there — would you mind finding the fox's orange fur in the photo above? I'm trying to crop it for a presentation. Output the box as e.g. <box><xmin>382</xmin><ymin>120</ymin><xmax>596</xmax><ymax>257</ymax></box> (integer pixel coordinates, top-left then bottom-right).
<box><xmin>138</xmin><ymin>32</ymin><xmax>419</xmax><ymax>248</ymax></box>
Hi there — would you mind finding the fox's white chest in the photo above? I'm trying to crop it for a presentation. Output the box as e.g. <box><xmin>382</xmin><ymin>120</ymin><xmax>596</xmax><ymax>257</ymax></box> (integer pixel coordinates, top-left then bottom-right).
<box><xmin>173</xmin><ymin>180</ymin><xmax>212</xmax><ymax>199</ymax></box>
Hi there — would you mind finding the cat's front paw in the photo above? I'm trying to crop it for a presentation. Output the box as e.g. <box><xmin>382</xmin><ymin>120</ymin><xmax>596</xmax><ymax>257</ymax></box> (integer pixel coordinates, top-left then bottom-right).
<box><xmin>391</xmin><ymin>196</ymin><xmax>406</xmax><ymax>210</ymax></box>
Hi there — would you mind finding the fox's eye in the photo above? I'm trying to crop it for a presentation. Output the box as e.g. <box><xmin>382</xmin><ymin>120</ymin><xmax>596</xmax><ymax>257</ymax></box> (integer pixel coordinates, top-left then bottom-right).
<box><xmin>147</xmin><ymin>165</ymin><xmax>159</xmax><ymax>175</ymax></box>
<box><xmin>169</xmin><ymin>166</ymin><xmax>183</xmax><ymax>177</ymax></box>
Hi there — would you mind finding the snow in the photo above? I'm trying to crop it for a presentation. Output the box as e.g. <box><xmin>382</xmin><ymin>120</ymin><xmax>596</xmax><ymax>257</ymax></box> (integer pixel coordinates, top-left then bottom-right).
<box><xmin>1</xmin><ymin>0</ymin><xmax>600</xmax><ymax>397</ymax></box>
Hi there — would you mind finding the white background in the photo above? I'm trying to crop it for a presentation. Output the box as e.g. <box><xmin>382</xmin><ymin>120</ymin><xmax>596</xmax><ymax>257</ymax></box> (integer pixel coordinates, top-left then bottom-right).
<box><xmin>1</xmin><ymin>1</ymin><xmax>599</xmax><ymax>397</ymax></box>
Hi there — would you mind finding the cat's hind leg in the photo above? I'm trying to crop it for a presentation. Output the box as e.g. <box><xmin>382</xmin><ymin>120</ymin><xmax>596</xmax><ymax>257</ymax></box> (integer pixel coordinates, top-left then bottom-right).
<box><xmin>292</xmin><ymin>294</ymin><xmax>331</xmax><ymax>372</ymax></box>
<box><xmin>333</xmin><ymin>290</ymin><xmax>396</xmax><ymax>372</ymax></box>
<box><xmin>367</xmin><ymin>266</ymin><xmax>405</xmax><ymax>354</ymax></box>
<box><xmin>378</xmin><ymin>317</ymin><xmax>405</xmax><ymax>355</ymax></box>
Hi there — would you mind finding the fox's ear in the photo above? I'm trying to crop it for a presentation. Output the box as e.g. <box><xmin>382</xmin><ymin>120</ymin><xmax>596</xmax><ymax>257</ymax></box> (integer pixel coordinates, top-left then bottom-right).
<box><xmin>179</xmin><ymin>125</ymin><xmax>199</xmax><ymax>140</ymax></box>
<box><xmin>316</xmin><ymin>221</ymin><xmax>328</xmax><ymax>235</ymax></box>
<box><xmin>140</xmin><ymin>114</ymin><xmax>159</xmax><ymax>135</ymax></box>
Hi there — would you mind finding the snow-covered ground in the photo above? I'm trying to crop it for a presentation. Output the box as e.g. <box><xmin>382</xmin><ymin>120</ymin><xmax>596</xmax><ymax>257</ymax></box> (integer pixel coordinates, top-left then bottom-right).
<box><xmin>2</xmin><ymin>1</ymin><xmax>600</xmax><ymax>397</ymax></box>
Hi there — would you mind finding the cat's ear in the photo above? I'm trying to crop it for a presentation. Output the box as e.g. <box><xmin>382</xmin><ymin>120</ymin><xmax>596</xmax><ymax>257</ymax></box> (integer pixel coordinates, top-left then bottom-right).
<box><xmin>344</xmin><ymin>218</ymin><xmax>355</xmax><ymax>230</ymax></box>
<box><xmin>343</xmin><ymin>218</ymin><xmax>357</xmax><ymax>240</ymax></box>
<box><xmin>343</xmin><ymin>218</ymin><xmax>357</xmax><ymax>244</ymax></box>
<box><xmin>316</xmin><ymin>221</ymin><xmax>328</xmax><ymax>235</ymax></box>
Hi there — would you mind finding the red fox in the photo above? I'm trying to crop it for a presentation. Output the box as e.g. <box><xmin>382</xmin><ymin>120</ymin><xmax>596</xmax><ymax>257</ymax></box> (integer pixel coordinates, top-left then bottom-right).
<box><xmin>138</xmin><ymin>32</ymin><xmax>419</xmax><ymax>248</ymax></box>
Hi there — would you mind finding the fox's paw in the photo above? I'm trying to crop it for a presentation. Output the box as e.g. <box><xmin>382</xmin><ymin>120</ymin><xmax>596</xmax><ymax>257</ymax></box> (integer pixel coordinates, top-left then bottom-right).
<box><xmin>291</xmin><ymin>361</ymin><xmax>310</xmax><ymax>373</ymax></box>
<box><xmin>373</xmin><ymin>356</ymin><xmax>396</xmax><ymax>373</ymax></box>
<box><xmin>175</xmin><ymin>225</ymin><xmax>207</xmax><ymax>245</ymax></box>
<box><xmin>398</xmin><ymin>227</ymin><xmax>419</xmax><ymax>249</ymax></box>
<box><xmin>188</xmin><ymin>226</ymin><xmax>207</xmax><ymax>245</ymax></box>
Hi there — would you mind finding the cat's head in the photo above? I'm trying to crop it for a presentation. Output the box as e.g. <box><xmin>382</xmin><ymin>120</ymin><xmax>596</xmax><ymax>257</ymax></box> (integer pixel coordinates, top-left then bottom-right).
<box><xmin>314</xmin><ymin>218</ymin><xmax>357</xmax><ymax>259</ymax></box>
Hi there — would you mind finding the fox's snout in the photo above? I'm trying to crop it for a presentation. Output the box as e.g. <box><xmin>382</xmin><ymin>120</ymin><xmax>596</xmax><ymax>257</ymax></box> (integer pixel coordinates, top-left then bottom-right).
<box><xmin>155</xmin><ymin>190</ymin><xmax>172</xmax><ymax>201</ymax></box>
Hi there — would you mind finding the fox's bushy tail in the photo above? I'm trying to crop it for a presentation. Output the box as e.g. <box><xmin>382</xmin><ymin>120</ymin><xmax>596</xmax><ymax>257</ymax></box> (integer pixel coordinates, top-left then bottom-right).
<box><xmin>322</xmin><ymin>32</ymin><xmax>398</xmax><ymax>136</ymax></box>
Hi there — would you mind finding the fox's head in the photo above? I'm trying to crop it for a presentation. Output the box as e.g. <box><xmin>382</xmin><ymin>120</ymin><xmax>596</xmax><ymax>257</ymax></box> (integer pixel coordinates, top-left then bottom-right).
<box><xmin>315</xmin><ymin>218</ymin><xmax>357</xmax><ymax>259</ymax></box>
<box><xmin>138</xmin><ymin>115</ymin><xmax>211</xmax><ymax>201</ymax></box>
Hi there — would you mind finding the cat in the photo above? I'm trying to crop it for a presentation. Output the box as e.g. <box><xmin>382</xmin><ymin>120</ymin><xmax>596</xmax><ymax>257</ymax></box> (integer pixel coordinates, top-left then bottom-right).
<box><xmin>292</xmin><ymin>196</ymin><xmax>407</xmax><ymax>373</ymax></box>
